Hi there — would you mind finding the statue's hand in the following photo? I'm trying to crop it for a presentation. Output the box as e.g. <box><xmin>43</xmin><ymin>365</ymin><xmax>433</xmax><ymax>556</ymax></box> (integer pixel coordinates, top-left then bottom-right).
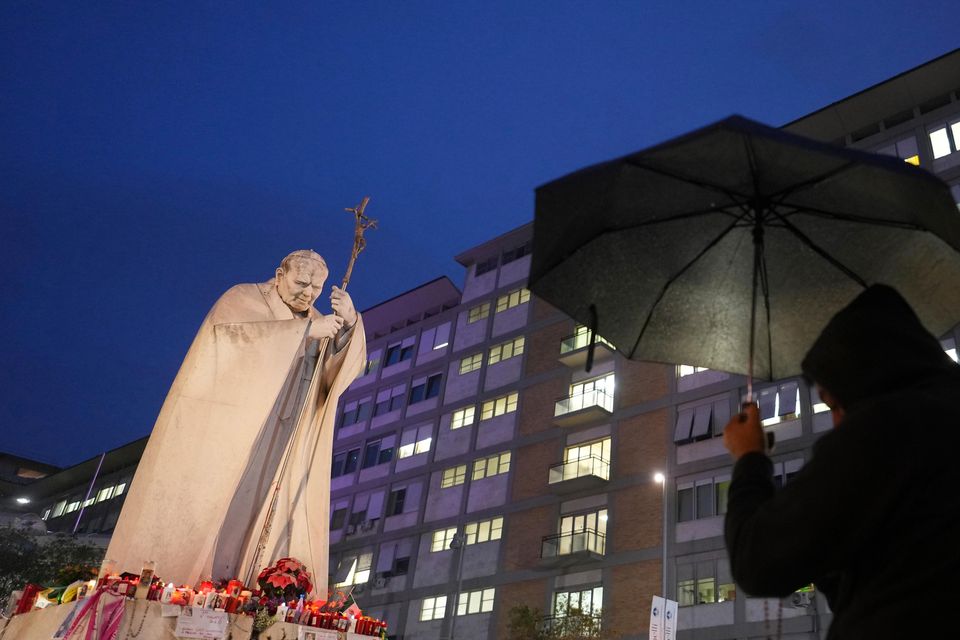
<box><xmin>330</xmin><ymin>286</ymin><xmax>357</xmax><ymax>327</ymax></box>
<box><xmin>310</xmin><ymin>314</ymin><xmax>345</xmax><ymax>340</ymax></box>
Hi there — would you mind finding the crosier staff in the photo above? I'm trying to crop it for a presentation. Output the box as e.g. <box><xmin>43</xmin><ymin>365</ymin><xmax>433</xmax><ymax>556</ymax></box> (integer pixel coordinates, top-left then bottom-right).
<box><xmin>244</xmin><ymin>197</ymin><xmax>377</xmax><ymax>588</ymax></box>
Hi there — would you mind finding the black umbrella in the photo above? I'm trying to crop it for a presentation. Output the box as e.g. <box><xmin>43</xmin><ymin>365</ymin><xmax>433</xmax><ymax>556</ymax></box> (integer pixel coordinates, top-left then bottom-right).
<box><xmin>529</xmin><ymin>115</ymin><xmax>960</xmax><ymax>392</ymax></box>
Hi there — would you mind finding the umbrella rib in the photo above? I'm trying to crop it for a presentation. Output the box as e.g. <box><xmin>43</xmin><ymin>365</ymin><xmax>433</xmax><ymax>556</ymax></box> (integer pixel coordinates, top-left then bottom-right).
<box><xmin>622</xmin><ymin>158</ymin><xmax>757</xmax><ymax>206</ymax></box>
<box><xmin>775</xmin><ymin>205</ymin><xmax>925</xmax><ymax>231</ymax></box>
<box><xmin>767</xmin><ymin>159</ymin><xmax>861</xmax><ymax>202</ymax></box>
<box><xmin>605</xmin><ymin>205</ymin><xmax>742</xmax><ymax>234</ymax></box>
<box><xmin>628</xmin><ymin>218</ymin><xmax>741</xmax><ymax>360</ymax></box>
<box><xmin>769</xmin><ymin>210</ymin><xmax>869</xmax><ymax>287</ymax></box>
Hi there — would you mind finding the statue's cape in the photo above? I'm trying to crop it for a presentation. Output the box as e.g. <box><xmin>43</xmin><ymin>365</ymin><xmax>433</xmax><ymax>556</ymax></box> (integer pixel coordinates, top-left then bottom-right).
<box><xmin>105</xmin><ymin>282</ymin><xmax>365</xmax><ymax>591</ymax></box>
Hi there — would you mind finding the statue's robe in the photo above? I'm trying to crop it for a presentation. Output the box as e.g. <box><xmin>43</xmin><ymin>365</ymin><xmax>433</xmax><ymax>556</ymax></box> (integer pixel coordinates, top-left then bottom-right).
<box><xmin>104</xmin><ymin>281</ymin><xmax>365</xmax><ymax>593</ymax></box>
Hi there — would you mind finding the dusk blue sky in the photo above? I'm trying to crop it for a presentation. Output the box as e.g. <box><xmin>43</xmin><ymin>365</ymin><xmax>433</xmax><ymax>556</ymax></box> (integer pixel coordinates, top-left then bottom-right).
<box><xmin>1</xmin><ymin>2</ymin><xmax>956</xmax><ymax>466</ymax></box>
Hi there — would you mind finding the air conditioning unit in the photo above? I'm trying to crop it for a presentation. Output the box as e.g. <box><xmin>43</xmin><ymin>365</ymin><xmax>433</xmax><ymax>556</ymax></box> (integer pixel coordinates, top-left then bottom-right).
<box><xmin>345</xmin><ymin>524</ymin><xmax>357</xmax><ymax>535</ymax></box>
<box><xmin>791</xmin><ymin>591</ymin><xmax>812</xmax><ymax>608</ymax></box>
<box><xmin>374</xmin><ymin>577</ymin><xmax>388</xmax><ymax>588</ymax></box>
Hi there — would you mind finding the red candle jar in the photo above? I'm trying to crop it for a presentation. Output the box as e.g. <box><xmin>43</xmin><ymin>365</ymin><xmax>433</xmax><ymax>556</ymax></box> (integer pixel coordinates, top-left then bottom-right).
<box><xmin>226</xmin><ymin>580</ymin><xmax>243</xmax><ymax>598</ymax></box>
<box><xmin>15</xmin><ymin>584</ymin><xmax>41</xmax><ymax>615</ymax></box>
<box><xmin>199</xmin><ymin>580</ymin><xmax>214</xmax><ymax>594</ymax></box>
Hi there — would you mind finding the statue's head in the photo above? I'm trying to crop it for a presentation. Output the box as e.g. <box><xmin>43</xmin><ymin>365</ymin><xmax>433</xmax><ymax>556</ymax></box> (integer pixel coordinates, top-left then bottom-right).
<box><xmin>275</xmin><ymin>250</ymin><xmax>329</xmax><ymax>313</ymax></box>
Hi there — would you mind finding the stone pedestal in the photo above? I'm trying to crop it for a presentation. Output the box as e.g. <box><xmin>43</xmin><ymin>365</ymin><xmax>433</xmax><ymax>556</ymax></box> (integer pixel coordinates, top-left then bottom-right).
<box><xmin>0</xmin><ymin>599</ymin><xmax>369</xmax><ymax>640</ymax></box>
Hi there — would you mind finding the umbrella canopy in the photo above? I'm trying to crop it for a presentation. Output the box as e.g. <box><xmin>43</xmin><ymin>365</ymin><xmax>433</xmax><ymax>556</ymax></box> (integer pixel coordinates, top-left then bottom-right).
<box><xmin>529</xmin><ymin>115</ymin><xmax>960</xmax><ymax>381</ymax></box>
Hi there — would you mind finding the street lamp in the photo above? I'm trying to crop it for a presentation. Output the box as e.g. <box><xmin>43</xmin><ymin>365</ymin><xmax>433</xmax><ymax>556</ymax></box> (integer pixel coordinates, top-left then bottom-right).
<box><xmin>654</xmin><ymin>472</ymin><xmax>667</xmax><ymax>599</ymax></box>
<box><xmin>447</xmin><ymin>531</ymin><xmax>467</xmax><ymax>640</ymax></box>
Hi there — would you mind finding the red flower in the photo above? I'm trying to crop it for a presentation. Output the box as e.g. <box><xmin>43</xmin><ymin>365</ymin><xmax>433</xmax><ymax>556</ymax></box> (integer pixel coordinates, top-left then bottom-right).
<box><xmin>266</xmin><ymin>574</ymin><xmax>294</xmax><ymax>589</ymax></box>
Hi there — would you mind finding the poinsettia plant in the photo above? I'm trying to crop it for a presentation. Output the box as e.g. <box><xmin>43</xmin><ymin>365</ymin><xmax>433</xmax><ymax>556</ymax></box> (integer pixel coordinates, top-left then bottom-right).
<box><xmin>256</xmin><ymin>557</ymin><xmax>313</xmax><ymax>601</ymax></box>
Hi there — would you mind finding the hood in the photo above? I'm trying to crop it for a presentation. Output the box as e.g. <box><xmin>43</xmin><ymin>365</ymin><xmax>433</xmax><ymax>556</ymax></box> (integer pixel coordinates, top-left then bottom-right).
<box><xmin>801</xmin><ymin>284</ymin><xmax>956</xmax><ymax>409</ymax></box>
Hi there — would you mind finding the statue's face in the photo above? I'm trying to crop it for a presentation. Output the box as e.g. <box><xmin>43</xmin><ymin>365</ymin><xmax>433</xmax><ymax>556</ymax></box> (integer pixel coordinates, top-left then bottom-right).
<box><xmin>276</xmin><ymin>259</ymin><xmax>327</xmax><ymax>313</ymax></box>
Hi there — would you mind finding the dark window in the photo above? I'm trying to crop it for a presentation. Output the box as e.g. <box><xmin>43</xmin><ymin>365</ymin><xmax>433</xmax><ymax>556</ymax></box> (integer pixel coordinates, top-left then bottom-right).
<box><xmin>332</xmin><ymin>452</ymin><xmax>347</xmax><ymax>477</ymax></box>
<box><xmin>393</xmin><ymin>556</ymin><xmax>410</xmax><ymax>575</ymax></box>
<box><xmin>331</xmin><ymin>508</ymin><xmax>348</xmax><ymax>529</ymax></box>
<box><xmin>696</xmin><ymin>484</ymin><xmax>714</xmax><ymax>518</ymax></box>
<box><xmin>410</xmin><ymin>374</ymin><xmax>442</xmax><ymax>404</ymax></box>
<box><xmin>343</xmin><ymin>449</ymin><xmax>360</xmax><ymax>475</ymax></box>
<box><xmin>386</xmin><ymin>488</ymin><xmax>407</xmax><ymax>516</ymax></box>
<box><xmin>349</xmin><ymin>510</ymin><xmax>366</xmax><ymax>526</ymax></box>
<box><xmin>374</xmin><ymin>398</ymin><xmax>391</xmax><ymax>416</ymax></box>
<box><xmin>378</xmin><ymin>446</ymin><xmax>394</xmax><ymax>466</ymax></box>
<box><xmin>475</xmin><ymin>256</ymin><xmax>498</xmax><ymax>276</ymax></box>
<box><xmin>357</xmin><ymin>401</ymin><xmax>372</xmax><ymax>422</ymax></box>
<box><xmin>362</xmin><ymin>441</ymin><xmax>382</xmax><ymax>469</ymax></box>
<box><xmin>425</xmin><ymin>374</ymin><xmax>442</xmax><ymax>399</ymax></box>
<box><xmin>502</xmin><ymin>241</ymin><xmax>531</xmax><ymax>265</ymax></box>
<box><xmin>399</xmin><ymin>345</ymin><xmax>414</xmax><ymax>362</ymax></box>
<box><xmin>678</xmin><ymin>487</ymin><xmax>694</xmax><ymax>522</ymax></box>
<box><xmin>384</xmin><ymin>345</ymin><xmax>401</xmax><ymax>366</ymax></box>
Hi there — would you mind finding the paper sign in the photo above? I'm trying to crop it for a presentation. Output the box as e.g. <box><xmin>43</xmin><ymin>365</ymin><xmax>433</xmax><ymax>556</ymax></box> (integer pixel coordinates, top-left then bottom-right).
<box><xmin>297</xmin><ymin>626</ymin><xmax>340</xmax><ymax>640</ymax></box>
<box><xmin>161</xmin><ymin>604</ymin><xmax>181</xmax><ymax>617</ymax></box>
<box><xmin>174</xmin><ymin>606</ymin><xmax>228</xmax><ymax>639</ymax></box>
<box><xmin>649</xmin><ymin>595</ymin><xmax>665</xmax><ymax>640</ymax></box>
<box><xmin>663</xmin><ymin>598</ymin><xmax>678</xmax><ymax>640</ymax></box>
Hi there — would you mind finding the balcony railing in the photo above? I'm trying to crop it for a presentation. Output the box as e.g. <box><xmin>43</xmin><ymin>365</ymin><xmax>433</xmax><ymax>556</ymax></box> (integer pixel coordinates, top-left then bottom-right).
<box><xmin>541</xmin><ymin>529</ymin><xmax>606</xmax><ymax>560</ymax></box>
<box><xmin>548</xmin><ymin>454</ymin><xmax>610</xmax><ymax>485</ymax></box>
<box><xmin>559</xmin><ymin>331</ymin><xmax>613</xmax><ymax>355</ymax></box>
<box><xmin>553</xmin><ymin>389</ymin><xmax>614</xmax><ymax>427</ymax></box>
<box><xmin>558</xmin><ymin>331</ymin><xmax>615</xmax><ymax>368</ymax></box>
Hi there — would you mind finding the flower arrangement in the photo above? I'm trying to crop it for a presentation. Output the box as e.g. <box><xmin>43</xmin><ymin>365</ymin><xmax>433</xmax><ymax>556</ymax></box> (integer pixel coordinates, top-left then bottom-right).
<box><xmin>256</xmin><ymin>557</ymin><xmax>313</xmax><ymax>601</ymax></box>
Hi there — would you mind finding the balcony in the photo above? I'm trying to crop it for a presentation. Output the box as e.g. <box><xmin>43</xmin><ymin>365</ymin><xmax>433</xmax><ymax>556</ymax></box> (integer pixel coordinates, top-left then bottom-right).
<box><xmin>553</xmin><ymin>389</ymin><xmax>613</xmax><ymax>427</ymax></box>
<box><xmin>558</xmin><ymin>331</ymin><xmax>615</xmax><ymax>369</ymax></box>
<box><xmin>540</xmin><ymin>530</ymin><xmax>606</xmax><ymax>568</ymax></box>
<box><xmin>547</xmin><ymin>455</ymin><xmax>610</xmax><ymax>494</ymax></box>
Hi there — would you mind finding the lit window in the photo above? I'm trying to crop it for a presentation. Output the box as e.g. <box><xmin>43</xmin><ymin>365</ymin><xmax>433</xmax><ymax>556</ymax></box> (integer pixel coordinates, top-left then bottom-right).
<box><xmin>52</xmin><ymin>501</ymin><xmax>67</xmax><ymax>518</ymax></box>
<box><xmin>552</xmin><ymin>586</ymin><xmax>603</xmax><ymax>618</ymax></box>
<box><xmin>398</xmin><ymin>425</ymin><xmax>432</xmax><ymax>459</ymax></box>
<box><xmin>82</xmin><ymin>498</ymin><xmax>95</xmax><ymax>508</ymax></box>
<box><xmin>431</xmin><ymin>527</ymin><xmax>458</xmax><ymax>552</ymax></box>
<box><xmin>456</xmin><ymin>587</ymin><xmax>495</xmax><ymax>615</ymax></box>
<box><xmin>464</xmin><ymin>516</ymin><xmax>503</xmax><ymax>545</ymax></box>
<box><xmin>41</xmin><ymin>509</ymin><xmax>51</xmax><ymax>520</ymax></box>
<box><xmin>678</xmin><ymin>364</ymin><xmax>708</xmax><ymax>377</ymax></box>
<box><xmin>113</xmin><ymin>483</ymin><xmax>126</xmax><ymax>496</ymax></box>
<box><xmin>495</xmin><ymin>287</ymin><xmax>530</xmax><ymax>313</ymax></box>
<box><xmin>420</xmin><ymin>596</ymin><xmax>447</xmax><ymax>621</ymax></box>
<box><xmin>468</xmin><ymin>303</ymin><xmax>490</xmax><ymax>324</ymax></box>
<box><xmin>929</xmin><ymin>126</ymin><xmax>954</xmax><ymax>159</ymax></box>
<box><xmin>336</xmin><ymin>552</ymin><xmax>373</xmax><ymax>587</ymax></box>
<box><xmin>676</xmin><ymin>560</ymin><xmax>735</xmax><ymax>606</ymax></box>
<box><xmin>472</xmin><ymin>452</ymin><xmax>511</xmax><ymax>481</ymax></box>
<box><xmin>441</xmin><ymin>465</ymin><xmax>467</xmax><ymax>488</ymax></box>
<box><xmin>480</xmin><ymin>392</ymin><xmax>519</xmax><ymax>420</ymax></box>
<box><xmin>459</xmin><ymin>353</ymin><xmax>483</xmax><ymax>374</ymax></box>
<box><xmin>65</xmin><ymin>501</ymin><xmax>80</xmax><ymax>514</ymax></box>
<box><xmin>488</xmin><ymin>336</ymin><xmax>525</xmax><ymax>365</ymax></box>
<box><xmin>451</xmin><ymin>406</ymin><xmax>476</xmax><ymax>430</ymax></box>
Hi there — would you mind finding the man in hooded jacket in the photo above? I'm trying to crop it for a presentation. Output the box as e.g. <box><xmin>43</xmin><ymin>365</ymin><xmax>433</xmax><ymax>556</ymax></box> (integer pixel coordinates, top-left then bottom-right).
<box><xmin>722</xmin><ymin>284</ymin><xmax>960</xmax><ymax>638</ymax></box>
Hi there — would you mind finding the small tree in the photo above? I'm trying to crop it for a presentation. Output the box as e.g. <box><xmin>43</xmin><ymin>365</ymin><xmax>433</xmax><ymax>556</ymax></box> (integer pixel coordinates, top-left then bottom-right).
<box><xmin>507</xmin><ymin>604</ymin><xmax>619</xmax><ymax>640</ymax></box>
<box><xmin>0</xmin><ymin>526</ymin><xmax>104</xmax><ymax>604</ymax></box>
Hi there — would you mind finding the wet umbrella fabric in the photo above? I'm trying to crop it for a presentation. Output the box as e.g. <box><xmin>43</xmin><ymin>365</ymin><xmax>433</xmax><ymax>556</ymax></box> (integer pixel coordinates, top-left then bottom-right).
<box><xmin>529</xmin><ymin>115</ymin><xmax>960</xmax><ymax>381</ymax></box>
